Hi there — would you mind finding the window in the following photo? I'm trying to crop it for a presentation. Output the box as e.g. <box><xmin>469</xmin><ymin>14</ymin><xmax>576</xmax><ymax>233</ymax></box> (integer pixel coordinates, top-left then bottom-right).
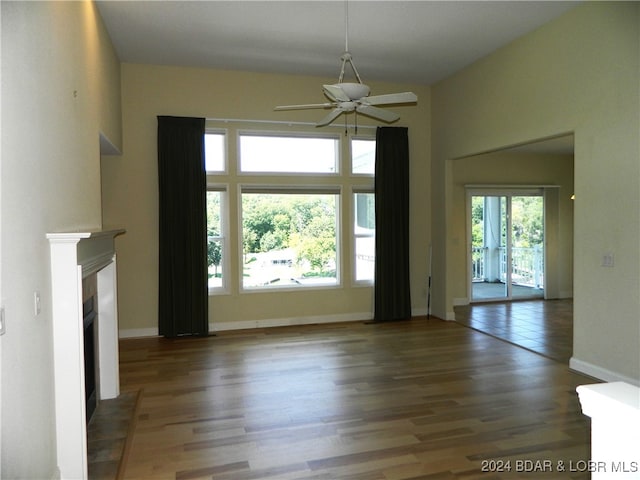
<box><xmin>205</xmin><ymin>125</ymin><xmax>376</xmax><ymax>293</ymax></box>
<box><xmin>241</xmin><ymin>189</ymin><xmax>339</xmax><ymax>289</ymax></box>
<box><xmin>354</xmin><ymin>191</ymin><xmax>375</xmax><ymax>282</ymax></box>
<box><xmin>205</xmin><ymin>132</ymin><xmax>225</xmax><ymax>172</ymax></box>
<box><xmin>206</xmin><ymin>188</ymin><xmax>227</xmax><ymax>291</ymax></box>
<box><xmin>351</xmin><ymin>136</ymin><xmax>375</xmax><ymax>283</ymax></box>
<box><xmin>239</xmin><ymin>133</ymin><xmax>339</xmax><ymax>173</ymax></box>
<box><xmin>351</xmin><ymin>138</ymin><xmax>375</xmax><ymax>175</ymax></box>
<box><xmin>205</xmin><ymin>130</ymin><xmax>228</xmax><ymax>292</ymax></box>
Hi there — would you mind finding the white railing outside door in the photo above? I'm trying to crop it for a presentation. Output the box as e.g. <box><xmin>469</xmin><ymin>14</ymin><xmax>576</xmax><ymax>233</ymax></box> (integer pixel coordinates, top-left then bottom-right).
<box><xmin>473</xmin><ymin>245</ymin><xmax>544</xmax><ymax>288</ymax></box>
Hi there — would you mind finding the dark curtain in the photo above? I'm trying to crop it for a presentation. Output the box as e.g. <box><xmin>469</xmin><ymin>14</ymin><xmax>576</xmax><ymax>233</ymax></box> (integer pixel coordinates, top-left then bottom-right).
<box><xmin>374</xmin><ymin>127</ymin><xmax>411</xmax><ymax>322</ymax></box>
<box><xmin>157</xmin><ymin>116</ymin><xmax>208</xmax><ymax>337</ymax></box>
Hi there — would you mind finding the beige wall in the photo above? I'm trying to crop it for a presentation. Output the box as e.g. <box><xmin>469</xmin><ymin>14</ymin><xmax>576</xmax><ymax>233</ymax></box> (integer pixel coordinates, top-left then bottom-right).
<box><xmin>432</xmin><ymin>2</ymin><xmax>639</xmax><ymax>383</ymax></box>
<box><xmin>449</xmin><ymin>151</ymin><xmax>574</xmax><ymax>303</ymax></box>
<box><xmin>101</xmin><ymin>64</ymin><xmax>431</xmax><ymax>334</ymax></box>
<box><xmin>1</xmin><ymin>1</ymin><xmax>121</xmax><ymax>477</ymax></box>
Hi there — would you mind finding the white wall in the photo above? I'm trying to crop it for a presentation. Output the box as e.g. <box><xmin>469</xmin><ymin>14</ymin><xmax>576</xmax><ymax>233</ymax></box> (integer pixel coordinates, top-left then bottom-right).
<box><xmin>432</xmin><ymin>2</ymin><xmax>640</xmax><ymax>383</ymax></box>
<box><xmin>0</xmin><ymin>2</ymin><xmax>121</xmax><ymax>477</ymax></box>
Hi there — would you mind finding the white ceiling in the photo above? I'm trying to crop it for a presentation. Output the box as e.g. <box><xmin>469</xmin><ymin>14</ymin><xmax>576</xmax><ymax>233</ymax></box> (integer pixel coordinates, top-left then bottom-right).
<box><xmin>97</xmin><ymin>1</ymin><xmax>579</xmax><ymax>85</ymax></box>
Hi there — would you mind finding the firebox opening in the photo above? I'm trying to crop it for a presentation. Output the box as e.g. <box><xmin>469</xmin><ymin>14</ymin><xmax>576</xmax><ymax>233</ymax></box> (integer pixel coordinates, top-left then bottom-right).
<box><xmin>83</xmin><ymin>295</ymin><xmax>97</xmax><ymax>423</ymax></box>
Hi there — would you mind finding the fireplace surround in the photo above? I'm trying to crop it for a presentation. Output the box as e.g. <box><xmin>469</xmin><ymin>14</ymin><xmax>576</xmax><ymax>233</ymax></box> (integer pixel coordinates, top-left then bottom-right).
<box><xmin>47</xmin><ymin>229</ymin><xmax>125</xmax><ymax>480</ymax></box>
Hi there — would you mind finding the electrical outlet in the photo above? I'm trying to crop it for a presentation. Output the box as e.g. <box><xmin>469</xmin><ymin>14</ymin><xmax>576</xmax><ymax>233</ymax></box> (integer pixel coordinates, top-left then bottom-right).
<box><xmin>602</xmin><ymin>252</ymin><xmax>615</xmax><ymax>268</ymax></box>
<box><xmin>0</xmin><ymin>307</ymin><xmax>5</xmax><ymax>335</ymax></box>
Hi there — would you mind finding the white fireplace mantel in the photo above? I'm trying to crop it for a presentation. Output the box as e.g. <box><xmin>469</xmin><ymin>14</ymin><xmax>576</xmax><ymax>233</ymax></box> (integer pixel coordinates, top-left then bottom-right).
<box><xmin>47</xmin><ymin>229</ymin><xmax>125</xmax><ymax>480</ymax></box>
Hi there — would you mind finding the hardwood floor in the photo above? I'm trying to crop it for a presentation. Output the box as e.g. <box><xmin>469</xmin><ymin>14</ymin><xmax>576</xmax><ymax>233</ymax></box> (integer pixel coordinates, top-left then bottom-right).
<box><xmin>114</xmin><ymin>318</ymin><xmax>594</xmax><ymax>479</ymax></box>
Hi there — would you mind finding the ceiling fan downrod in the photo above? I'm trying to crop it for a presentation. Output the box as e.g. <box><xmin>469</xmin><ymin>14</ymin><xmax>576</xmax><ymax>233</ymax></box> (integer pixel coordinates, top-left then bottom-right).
<box><xmin>338</xmin><ymin>1</ymin><xmax>364</xmax><ymax>85</ymax></box>
<box><xmin>338</xmin><ymin>52</ymin><xmax>364</xmax><ymax>85</ymax></box>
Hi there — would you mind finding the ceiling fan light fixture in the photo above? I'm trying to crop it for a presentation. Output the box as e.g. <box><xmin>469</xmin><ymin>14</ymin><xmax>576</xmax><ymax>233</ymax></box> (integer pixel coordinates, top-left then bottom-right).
<box><xmin>338</xmin><ymin>82</ymin><xmax>370</xmax><ymax>100</ymax></box>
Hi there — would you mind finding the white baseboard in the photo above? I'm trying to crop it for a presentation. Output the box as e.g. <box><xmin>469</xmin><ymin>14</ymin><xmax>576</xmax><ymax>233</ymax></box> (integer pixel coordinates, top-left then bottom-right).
<box><xmin>570</xmin><ymin>357</ymin><xmax>640</xmax><ymax>386</ymax></box>
<box><xmin>120</xmin><ymin>312</ymin><xmax>374</xmax><ymax>338</ymax></box>
<box><xmin>119</xmin><ymin>305</ymin><xmax>458</xmax><ymax>337</ymax></box>
<box><xmin>211</xmin><ymin>312</ymin><xmax>373</xmax><ymax>332</ymax></box>
<box><xmin>452</xmin><ymin>297</ymin><xmax>469</xmax><ymax>306</ymax></box>
<box><xmin>412</xmin><ymin>307</ymin><xmax>428</xmax><ymax>317</ymax></box>
<box><xmin>119</xmin><ymin>309</ymin><xmax>467</xmax><ymax>337</ymax></box>
<box><xmin>119</xmin><ymin>327</ymin><xmax>159</xmax><ymax>339</ymax></box>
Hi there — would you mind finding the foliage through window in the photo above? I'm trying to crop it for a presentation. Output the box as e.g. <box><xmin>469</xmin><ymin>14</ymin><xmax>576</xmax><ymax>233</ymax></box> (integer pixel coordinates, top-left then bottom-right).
<box><xmin>206</xmin><ymin>190</ymin><xmax>225</xmax><ymax>290</ymax></box>
<box><xmin>242</xmin><ymin>191</ymin><xmax>338</xmax><ymax>288</ymax></box>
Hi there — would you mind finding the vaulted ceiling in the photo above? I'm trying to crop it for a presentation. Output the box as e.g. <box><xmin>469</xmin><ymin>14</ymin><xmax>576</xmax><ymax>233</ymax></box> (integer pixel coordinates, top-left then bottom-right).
<box><xmin>97</xmin><ymin>1</ymin><xmax>578</xmax><ymax>85</ymax></box>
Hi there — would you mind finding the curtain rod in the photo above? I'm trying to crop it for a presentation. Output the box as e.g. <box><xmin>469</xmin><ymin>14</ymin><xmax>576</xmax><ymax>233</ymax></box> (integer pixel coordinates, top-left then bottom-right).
<box><xmin>205</xmin><ymin>117</ymin><xmax>378</xmax><ymax>130</ymax></box>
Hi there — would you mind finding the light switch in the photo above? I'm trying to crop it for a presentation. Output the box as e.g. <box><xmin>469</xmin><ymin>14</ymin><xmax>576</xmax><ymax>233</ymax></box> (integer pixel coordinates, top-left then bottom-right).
<box><xmin>602</xmin><ymin>252</ymin><xmax>614</xmax><ymax>268</ymax></box>
<box><xmin>34</xmin><ymin>291</ymin><xmax>41</xmax><ymax>315</ymax></box>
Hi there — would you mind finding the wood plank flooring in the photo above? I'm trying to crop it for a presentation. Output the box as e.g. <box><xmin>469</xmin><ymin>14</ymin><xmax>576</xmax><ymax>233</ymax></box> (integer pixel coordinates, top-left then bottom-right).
<box><xmin>117</xmin><ymin>318</ymin><xmax>594</xmax><ymax>479</ymax></box>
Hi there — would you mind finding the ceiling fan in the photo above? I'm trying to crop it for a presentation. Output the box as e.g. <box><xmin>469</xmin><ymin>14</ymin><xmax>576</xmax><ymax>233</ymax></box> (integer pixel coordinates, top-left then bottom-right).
<box><xmin>274</xmin><ymin>3</ymin><xmax>417</xmax><ymax>129</ymax></box>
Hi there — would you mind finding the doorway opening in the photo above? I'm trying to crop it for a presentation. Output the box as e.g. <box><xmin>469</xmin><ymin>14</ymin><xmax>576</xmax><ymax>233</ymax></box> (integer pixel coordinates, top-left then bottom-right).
<box><xmin>469</xmin><ymin>189</ymin><xmax>544</xmax><ymax>302</ymax></box>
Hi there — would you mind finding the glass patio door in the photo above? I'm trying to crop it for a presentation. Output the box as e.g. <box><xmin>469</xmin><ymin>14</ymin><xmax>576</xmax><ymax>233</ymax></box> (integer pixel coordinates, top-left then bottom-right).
<box><xmin>470</xmin><ymin>191</ymin><xmax>544</xmax><ymax>302</ymax></box>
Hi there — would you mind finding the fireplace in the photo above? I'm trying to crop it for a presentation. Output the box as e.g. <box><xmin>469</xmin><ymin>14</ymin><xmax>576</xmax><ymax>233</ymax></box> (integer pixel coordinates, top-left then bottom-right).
<box><xmin>82</xmin><ymin>290</ymin><xmax>97</xmax><ymax>422</ymax></box>
<box><xmin>48</xmin><ymin>229</ymin><xmax>125</xmax><ymax>480</ymax></box>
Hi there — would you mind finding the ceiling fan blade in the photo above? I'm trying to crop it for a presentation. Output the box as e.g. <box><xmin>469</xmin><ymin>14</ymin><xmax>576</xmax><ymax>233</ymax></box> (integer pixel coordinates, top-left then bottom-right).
<box><xmin>362</xmin><ymin>92</ymin><xmax>417</xmax><ymax>106</ymax></box>
<box><xmin>274</xmin><ymin>103</ymin><xmax>334</xmax><ymax>111</ymax></box>
<box><xmin>317</xmin><ymin>108</ymin><xmax>344</xmax><ymax>127</ymax></box>
<box><xmin>323</xmin><ymin>84</ymin><xmax>350</xmax><ymax>102</ymax></box>
<box><xmin>356</xmin><ymin>105</ymin><xmax>400</xmax><ymax>123</ymax></box>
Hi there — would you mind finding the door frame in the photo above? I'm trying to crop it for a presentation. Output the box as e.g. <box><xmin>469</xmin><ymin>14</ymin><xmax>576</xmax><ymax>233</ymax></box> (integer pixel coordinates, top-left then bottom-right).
<box><xmin>466</xmin><ymin>186</ymin><xmax>548</xmax><ymax>303</ymax></box>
